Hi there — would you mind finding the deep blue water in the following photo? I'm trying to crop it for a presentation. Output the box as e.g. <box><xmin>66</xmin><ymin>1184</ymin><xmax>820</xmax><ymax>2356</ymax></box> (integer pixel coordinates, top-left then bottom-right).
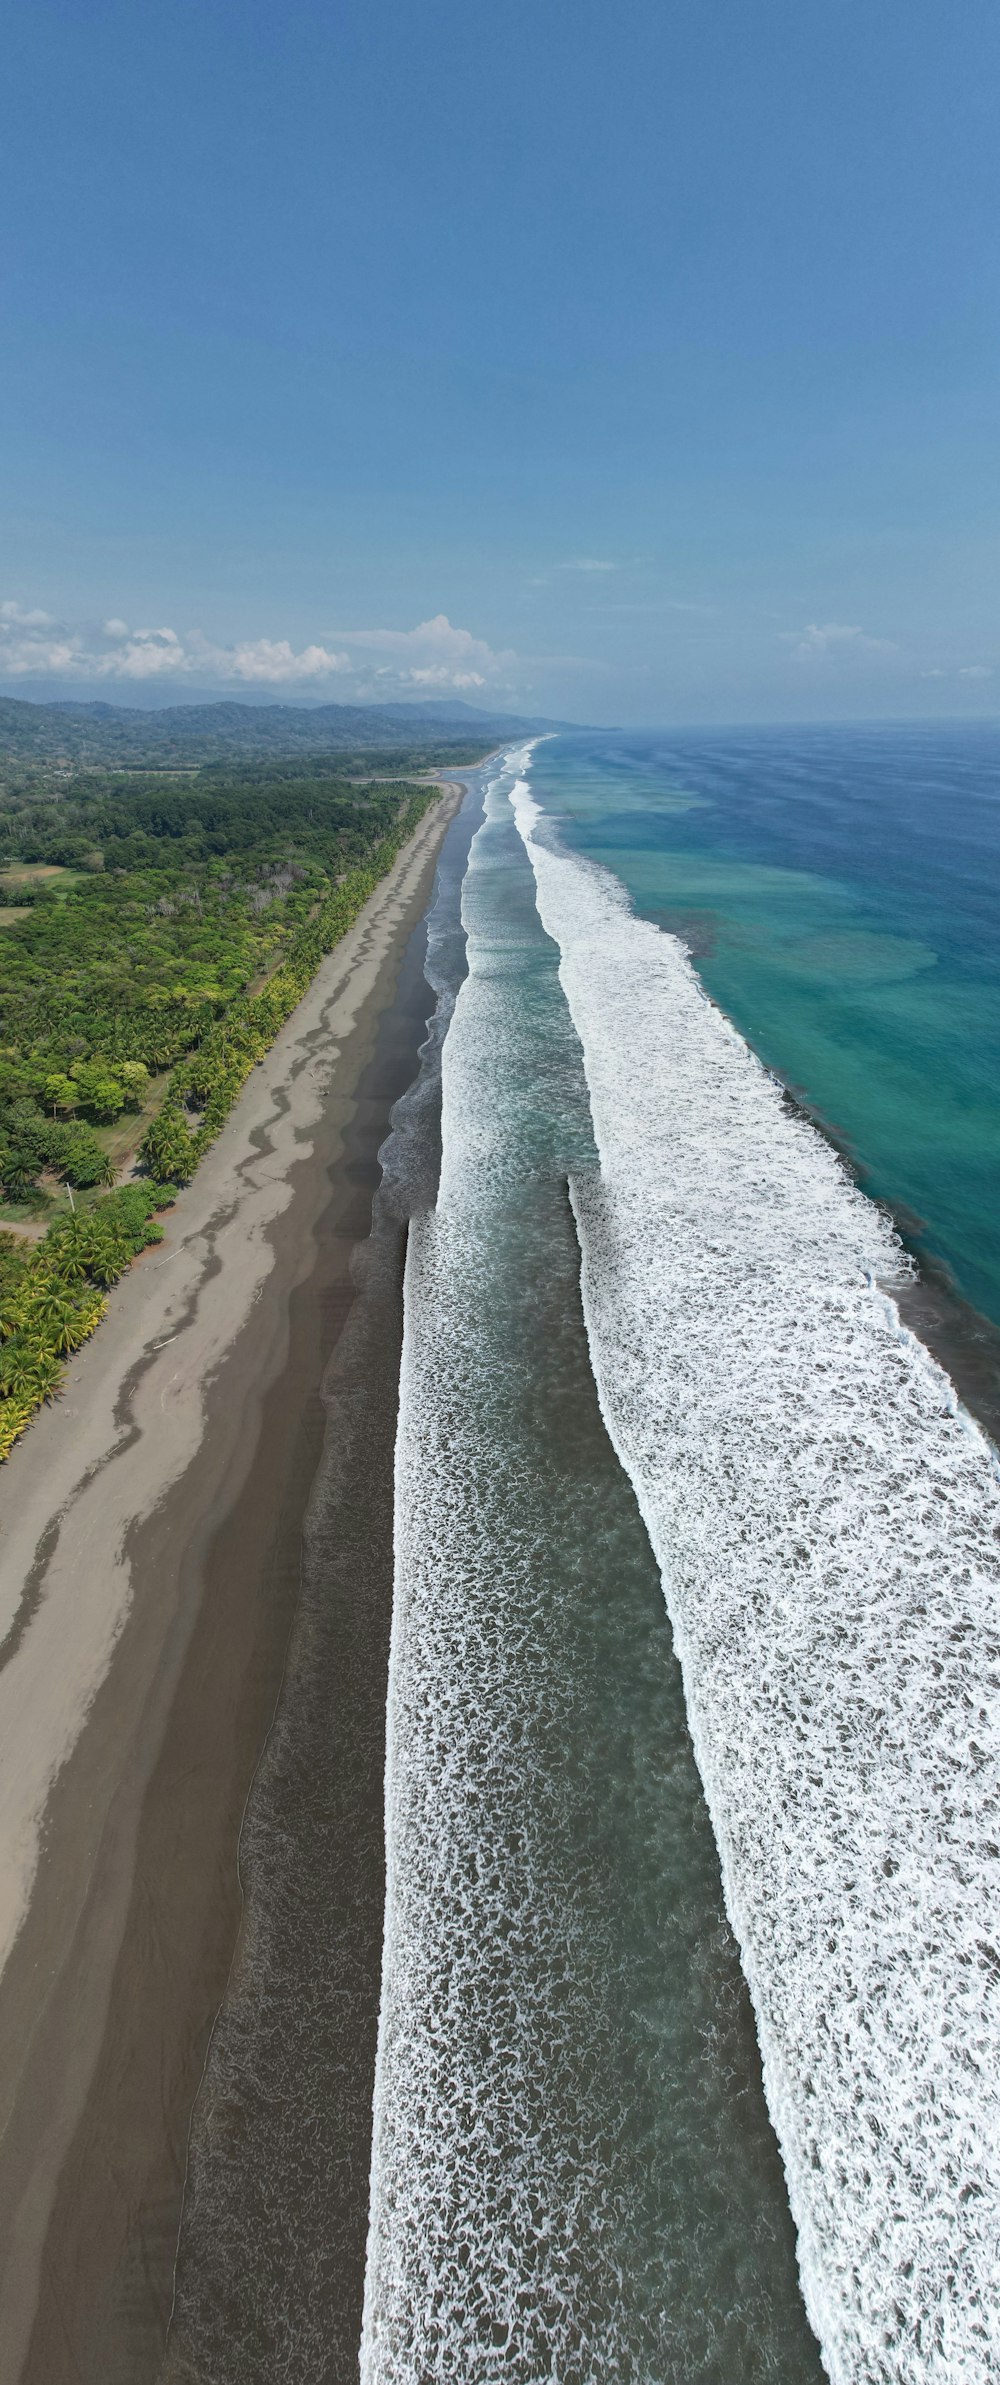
<box><xmin>531</xmin><ymin>722</ymin><xmax>1000</xmax><ymax>1329</ymax></box>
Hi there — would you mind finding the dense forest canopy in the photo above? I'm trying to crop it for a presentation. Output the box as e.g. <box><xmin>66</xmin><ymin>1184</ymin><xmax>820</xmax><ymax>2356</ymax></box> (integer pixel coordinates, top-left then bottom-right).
<box><xmin>0</xmin><ymin>738</ymin><xmax>459</xmax><ymax>1454</ymax></box>
<box><xmin>0</xmin><ymin>763</ymin><xmax>441</xmax><ymax>871</ymax></box>
<box><xmin>0</xmin><ymin>759</ymin><xmax>448</xmax><ymax>1202</ymax></box>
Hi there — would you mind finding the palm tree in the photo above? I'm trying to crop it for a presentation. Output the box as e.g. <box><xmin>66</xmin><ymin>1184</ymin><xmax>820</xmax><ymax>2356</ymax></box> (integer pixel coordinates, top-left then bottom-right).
<box><xmin>0</xmin><ymin>1340</ymin><xmax>62</xmax><ymax>1402</ymax></box>
<box><xmin>27</xmin><ymin>1352</ymin><xmax>63</xmax><ymax>1402</ymax></box>
<box><xmin>142</xmin><ymin>1106</ymin><xmax>195</xmax><ymax>1184</ymax></box>
<box><xmin>24</xmin><ymin>1290</ymin><xmax>81</xmax><ymax>1355</ymax></box>
<box><xmin>67</xmin><ymin>1292</ymin><xmax>106</xmax><ymax>1347</ymax></box>
<box><xmin>45</xmin><ymin>1223</ymin><xmax>92</xmax><ymax>1281</ymax></box>
<box><xmin>86</xmin><ymin>1238</ymin><xmax>129</xmax><ymax>1288</ymax></box>
<box><xmin>0</xmin><ymin>1396</ymin><xmax>35</xmax><ymax>1459</ymax></box>
<box><xmin>2</xmin><ymin>1159</ymin><xmax>34</xmax><ymax>1204</ymax></box>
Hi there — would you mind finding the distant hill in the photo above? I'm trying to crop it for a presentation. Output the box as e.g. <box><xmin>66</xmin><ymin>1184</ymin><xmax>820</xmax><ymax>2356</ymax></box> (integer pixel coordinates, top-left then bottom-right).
<box><xmin>0</xmin><ymin>693</ymin><xmax>574</xmax><ymax>769</ymax></box>
<box><xmin>369</xmin><ymin>699</ymin><xmax>571</xmax><ymax>728</ymax></box>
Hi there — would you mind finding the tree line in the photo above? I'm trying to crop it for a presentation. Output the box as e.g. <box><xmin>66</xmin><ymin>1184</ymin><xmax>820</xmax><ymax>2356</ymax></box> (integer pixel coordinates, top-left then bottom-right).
<box><xmin>0</xmin><ymin>763</ymin><xmax>439</xmax><ymax>1456</ymax></box>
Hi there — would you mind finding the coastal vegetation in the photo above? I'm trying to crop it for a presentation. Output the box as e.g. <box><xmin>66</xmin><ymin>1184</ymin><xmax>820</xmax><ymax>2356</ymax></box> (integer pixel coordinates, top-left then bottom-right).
<box><xmin>0</xmin><ymin>1184</ymin><xmax>170</xmax><ymax>1457</ymax></box>
<box><xmin>0</xmin><ymin>751</ymin><xmax>452</xmax><ymax>1456</ymax></box>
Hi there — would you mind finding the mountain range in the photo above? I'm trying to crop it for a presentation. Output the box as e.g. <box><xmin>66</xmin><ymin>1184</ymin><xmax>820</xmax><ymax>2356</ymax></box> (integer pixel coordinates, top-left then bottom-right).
<box><xmin>0</xmin><ymin>693</ymin><xmax>578</xmax><ymax>768</ymax></box>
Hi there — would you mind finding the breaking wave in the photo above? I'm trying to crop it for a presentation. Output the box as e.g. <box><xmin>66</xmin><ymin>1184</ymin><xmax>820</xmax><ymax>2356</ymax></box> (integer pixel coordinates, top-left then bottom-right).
<box><xmin>361</xmin><ymin>756</ymin><xmax>636</xmax><ymax>2381</ymax></box>
<box><xmin>511</xmin><ymin>764</ymin><xmax>1000</xmax><ymax>2384</ymax></box>
<box><xmin>361</xmin><ymin>754</ymin><xmax>826</xmax><ymax>2383</ymax></box>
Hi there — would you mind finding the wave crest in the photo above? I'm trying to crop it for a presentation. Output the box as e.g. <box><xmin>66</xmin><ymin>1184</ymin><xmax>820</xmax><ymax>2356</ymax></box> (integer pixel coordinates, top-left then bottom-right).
<box><xmin>512</xmin><ymin>770</ymin><xmax>1000</xmax><ymax>2385</ymax></box>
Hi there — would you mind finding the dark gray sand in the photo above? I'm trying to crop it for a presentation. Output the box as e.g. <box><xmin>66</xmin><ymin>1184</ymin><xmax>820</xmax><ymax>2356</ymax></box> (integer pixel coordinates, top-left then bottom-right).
<box><xmin>0</xmin><ymin>787</ymin><xmax>464</xmax><ymax>2385</ymax></box>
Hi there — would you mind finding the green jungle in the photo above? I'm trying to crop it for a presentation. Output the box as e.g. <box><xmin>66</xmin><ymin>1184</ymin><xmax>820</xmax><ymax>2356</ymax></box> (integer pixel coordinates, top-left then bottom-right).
<box><xmin>0</xmin><ymin>744</ymin><xmax>473</xmax><ymax>1457</ymax></box>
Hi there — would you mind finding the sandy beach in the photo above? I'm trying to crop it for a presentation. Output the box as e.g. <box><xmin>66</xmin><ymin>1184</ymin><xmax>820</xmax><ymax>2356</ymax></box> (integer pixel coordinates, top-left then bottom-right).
<box><xmin>0</xmin><ymin>782</ymin><xmax>463</xmax><ymax>2384</ymax></box>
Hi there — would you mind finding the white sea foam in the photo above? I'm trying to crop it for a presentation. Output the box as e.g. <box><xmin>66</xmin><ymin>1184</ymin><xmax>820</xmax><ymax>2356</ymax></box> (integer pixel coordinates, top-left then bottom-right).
<box><xmin>362</xmin><ymin>757</ymin><xmax>636</xmax><ymax>2381</ymax></box>
<box><xmin>511</xmin><ymin>767</ymin><xmax>1000</xmax><ymax>2383</ymax></box>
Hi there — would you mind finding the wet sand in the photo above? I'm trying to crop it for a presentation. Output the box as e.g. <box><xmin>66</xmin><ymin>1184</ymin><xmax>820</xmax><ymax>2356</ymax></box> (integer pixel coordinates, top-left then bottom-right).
<box><xmin>162</xmin><ymin>774</ymin><xmax>482</xmax><ymax>2385</ymax></box>
<box><xmin>0</xmin><ymin>785</ymin><xmax>462</xmax><ymax>2384</ymax></box>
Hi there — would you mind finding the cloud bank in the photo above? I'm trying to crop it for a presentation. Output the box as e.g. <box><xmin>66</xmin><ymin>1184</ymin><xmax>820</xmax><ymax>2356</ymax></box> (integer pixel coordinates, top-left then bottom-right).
<box><xmin>779</xmin><ymin>621</ymin><xmax>898</xmax><ymax>661</ymax></box>
<box><xmin>320</xmin><ymin>613</ymin><xmax>512</xmax><ymax>692</ymax></box>
<box><xmin>0</xmin><ymin>602</ymin><xmax>514</xmax><ymax>698</ymax></box>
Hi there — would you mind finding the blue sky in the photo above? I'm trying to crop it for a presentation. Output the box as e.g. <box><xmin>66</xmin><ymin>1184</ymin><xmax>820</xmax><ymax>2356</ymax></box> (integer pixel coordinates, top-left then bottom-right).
<box><xmin>2</xmin><ymin>0</ymin><xmax>998</xmax><ymax>724</ymax></box>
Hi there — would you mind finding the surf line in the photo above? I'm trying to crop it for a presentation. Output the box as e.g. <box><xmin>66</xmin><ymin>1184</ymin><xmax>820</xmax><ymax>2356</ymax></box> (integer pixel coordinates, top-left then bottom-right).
<box><xmin>511</xmin><ymin>758</ymin><xmax>1000</xmax><ymax>2384</ymax></box>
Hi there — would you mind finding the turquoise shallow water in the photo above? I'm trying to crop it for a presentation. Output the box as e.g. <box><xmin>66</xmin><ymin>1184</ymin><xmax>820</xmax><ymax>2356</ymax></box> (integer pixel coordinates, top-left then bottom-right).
<box><xmin>531</xmin><ymin>725</ymin><xmax>1000</xmax><ymax>1329</ymax></box>
<box><xmin>365</xmin><ymin>749</ymin><xmax>1000</xmax><ymax>2382</ymax></box>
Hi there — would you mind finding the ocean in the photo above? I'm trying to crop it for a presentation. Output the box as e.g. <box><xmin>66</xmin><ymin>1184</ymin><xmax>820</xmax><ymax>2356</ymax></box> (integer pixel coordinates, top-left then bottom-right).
<box><xmin>364</xmin><ymin>734</ymin><xmax>1000</xmax><ymax>2385</ymax></box>
<box><xmin>535</xmin><ymin>725</ymin><xmax>1000</xmax><ymax>1344</ymax></box>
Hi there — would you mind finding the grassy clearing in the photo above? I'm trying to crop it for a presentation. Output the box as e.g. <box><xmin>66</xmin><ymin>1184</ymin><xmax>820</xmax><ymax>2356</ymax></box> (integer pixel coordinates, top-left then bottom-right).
<box><xmin>0</xmin><ymin>864</ymin><xmax>81</xmax><ymax>896</ymax></box>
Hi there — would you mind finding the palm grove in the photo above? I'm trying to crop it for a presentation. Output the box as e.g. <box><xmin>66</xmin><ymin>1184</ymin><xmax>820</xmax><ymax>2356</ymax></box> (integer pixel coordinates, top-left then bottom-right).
<box><xmin>0</xmin><ymin>757</ymin><xmax>450</xmax><ymax>1457</ymax></box>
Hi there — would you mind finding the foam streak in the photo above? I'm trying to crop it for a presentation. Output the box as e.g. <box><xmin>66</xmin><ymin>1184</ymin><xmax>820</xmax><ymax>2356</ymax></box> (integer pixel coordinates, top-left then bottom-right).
<box><xmin>511</xmin><ymin>767</ymin><xmax>1000</xmax><ymax>2384</ymax></box>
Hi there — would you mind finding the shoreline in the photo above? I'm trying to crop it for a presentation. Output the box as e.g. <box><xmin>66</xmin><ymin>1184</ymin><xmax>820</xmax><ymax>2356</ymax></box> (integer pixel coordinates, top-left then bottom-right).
<box><xmin>639</xmin><ymin>907</ymin><xmax>1000</xmax><ymax>1452</ymax></box>
<box><xmin>770</xmin><ymin>1075</ymin><xmax>1000</xmax><ymax>1452</ymax></box>
<box><xmin>164</xmin><ymin>769</ymin><xmax>484</xmax><ymax>2383</ymax></box>
<box><xmin>0</xmin><ymin>783</ymin><xmax>463</xmax><ymax>2383</ymax></box>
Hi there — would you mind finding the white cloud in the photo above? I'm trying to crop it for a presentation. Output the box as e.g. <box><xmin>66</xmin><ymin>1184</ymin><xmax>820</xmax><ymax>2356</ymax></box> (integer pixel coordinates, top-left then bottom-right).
<box><xmin>403</xmin><ymin>664</ymin><xmax>485</xmax><ymax>689</ymax></box>
<box><xmin>0</xmin><ymin>600</ymin><xmax>55</xmax><ymax>627</ymax></box>
<box><xmin>780</xmin><ymin>622</ymin><xmax>897</xmax><ymax>661</ymax></box>
<box><xmin>102</xmin><ymin>627</ymin><xmax>187</xmax><ymax>679</ymax></box>
<box><xmin>326</xmin><ymin>612</ymin><xmax>515</xmax><ymax>694</ymax></box>
<box><xmin>224</xmin><ymin>639</ymin><xmax>352</xmax><ymax>683</ymax></box>
<box><xmin>0</xmin><ymin>602</ymin><xmax>510</xmax><ymax>697</ymax></box>
<box><xmin>182</xmin><ymin>632</ymin><xmax>351</xmax><ymax>685</ymax></box>
<box><xmin>557</xmin><ymin>558</ymin><xmax>617</xmax><ymax>574</ymax></box>
<box><xmin>921</xmin><ymin>663</ymin><xmax>995</xmax><ymax>683</ymax></box>
<box><xmin>0</xmin><ymin>601</ymin><xmax>81</xmax><ymax>673</ymax></box>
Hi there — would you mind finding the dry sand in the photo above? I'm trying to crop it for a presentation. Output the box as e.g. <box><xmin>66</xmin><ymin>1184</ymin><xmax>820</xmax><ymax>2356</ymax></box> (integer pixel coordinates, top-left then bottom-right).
<box><xmin>0</xmin><ymin>785</ymin><xmax>462</xmax><ymax>2383</ymax></box>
